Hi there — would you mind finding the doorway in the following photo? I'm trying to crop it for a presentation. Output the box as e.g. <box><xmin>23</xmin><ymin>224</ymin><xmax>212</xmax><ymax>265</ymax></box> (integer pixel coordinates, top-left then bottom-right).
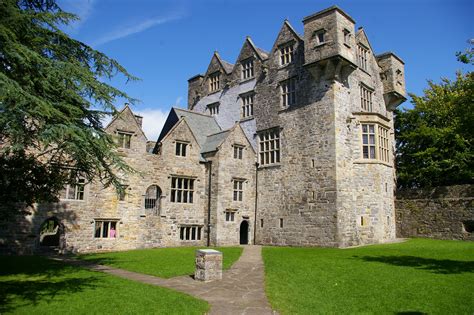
<box><xmin>239</xmin><ymin>220</ymin><xmax>249</xmax><ymax>245</ymax></box>
<box><xmin>39</xmin><ymin>217</ymin><xmax>61</xmax><ymax>247</ymax></box>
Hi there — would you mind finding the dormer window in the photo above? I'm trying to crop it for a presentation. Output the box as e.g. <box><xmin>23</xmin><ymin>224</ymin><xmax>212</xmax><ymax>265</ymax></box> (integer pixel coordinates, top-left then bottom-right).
<box><xmin>279</xmin><ymin>43</ymin><xmax>294</xmax><ymax>66</ymax></box>
<box><xmin>207</xmin><ymin>102</ymin><xmax>219</xmax><ymax>115</ymax></box>
<box><xmin>241</xmin><ymin>59</ymin><xmax>254</xmax><ymax>80</ymax></box>
<box><xmin>314</xmin><ymin>29</ymin><xmax>326</xmax><ymax>45</ymax></box>
<box><xmin>209</xmin><ymin>72</ymin><xmax>220</xmax><ymax>92</ymax></box>
<box><xmin>175</xmin><ymin>141</ymin><xmax>188</xmax><ymax>157</ymax></box>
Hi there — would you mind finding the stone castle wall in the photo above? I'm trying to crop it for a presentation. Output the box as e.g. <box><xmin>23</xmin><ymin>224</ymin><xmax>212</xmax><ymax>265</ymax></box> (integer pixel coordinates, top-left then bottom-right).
<box><xmin>396</xmin><ymin>185</ymin><xmax>474</xmax><ymax>241</ymax></box>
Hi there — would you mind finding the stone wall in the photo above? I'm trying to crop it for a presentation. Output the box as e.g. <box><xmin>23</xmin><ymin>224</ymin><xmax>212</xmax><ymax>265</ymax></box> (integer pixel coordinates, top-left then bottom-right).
<box><xmin>395</xmin><ymin>185</ymin><xmax>474</xmax><ymax>240</ymax></box>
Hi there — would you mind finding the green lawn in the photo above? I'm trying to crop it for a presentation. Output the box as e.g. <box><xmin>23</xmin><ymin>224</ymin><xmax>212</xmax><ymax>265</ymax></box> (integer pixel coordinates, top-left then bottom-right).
<box><xmin>0</xmin><ymin>256</ymin><xmax>209</xmax><ymax>314</ymax></box>
<box><xmin>80</xmin><ymin>246</ymin><xmax>243</xmax><ymax>278</ymax></box>
<box><xmin>263</xmin><ymin>238</ymin><xmax>474</xmax><ymax>315</ymax></box>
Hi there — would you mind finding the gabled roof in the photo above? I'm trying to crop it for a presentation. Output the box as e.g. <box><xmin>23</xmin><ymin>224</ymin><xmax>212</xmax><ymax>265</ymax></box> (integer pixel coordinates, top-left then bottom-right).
<box><xmin>200</xmin><ymin>129</ymin><xmax>231</xmax><ymax>154</ymax></box>
<box><xmin>246</xmin><ymin>36</ymin><xmax>269</xmax><ymax>60</ymax></box>
<box><xmin>212</xmin><ymin>51</ymin><xmax>234</xmax><ymax>74</ymax></box>
<box><xmin>283</xmin><ymin>20</ymin><xmax>303</xmax><ymax>41</ymax></box>
<box><xmin>105</xmin><ymin>104</ymin><xmax>147</xmax><ymax>140</ymax></box>
<box><xmin>155</xmin><ymin>107</ymin><xmax>221</xmax><ymax>153</ymax></box>
<box><xmin>356</xmin><ymin>27</ymin><xmax>375</xmax><ymax>54</ymax></box>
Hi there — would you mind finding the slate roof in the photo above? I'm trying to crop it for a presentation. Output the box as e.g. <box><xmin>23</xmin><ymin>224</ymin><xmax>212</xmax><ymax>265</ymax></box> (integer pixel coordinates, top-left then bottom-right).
<box><xmin>200</xmin><ymin>130</ymin><xmax>230</xmax><ymax>154</ymax></box>
<box><xmin>220</xmin><ymin>59</ymin><xmax>234</xmax><ymax>74</ymax></box>
<box><xmin>173</xmin><ymin>108</ymin><xmax>221</xmax><ymax>147</ymax></box>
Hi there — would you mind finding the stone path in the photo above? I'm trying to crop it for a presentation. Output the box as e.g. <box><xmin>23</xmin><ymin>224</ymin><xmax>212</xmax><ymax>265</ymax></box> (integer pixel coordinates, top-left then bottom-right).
<box><xmin>53</xmin><ymin>245</ymin><xmax>276</xmax><ymax>315</ymax></box>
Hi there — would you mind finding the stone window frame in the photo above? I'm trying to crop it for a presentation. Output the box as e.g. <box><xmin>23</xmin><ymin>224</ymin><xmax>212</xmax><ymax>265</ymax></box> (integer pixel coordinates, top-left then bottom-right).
<box><xmin>232</xmin><ymin>178</ymin><xmax>245</xmax><ymax>202</ymax></box>
<box><xmin>280</xmin><ymin>77</ymin><xmax>297</xmax><ymax>108</ymax></box>
<box><xmin>313</xmin><ymin>28</ymin><xmax>327</xmax><ymax>46</ymax></box>
<box><xmin>179</xmin><ymin>225</ymin><xmax>202</xmax><ymax>241</ymax></box>
<box><xmin>60</xmin><ymin>170</ymin><xmax>86</xmax><ymax>201</ymax></box>
<box><xmin>353</xmin><ymin>113</ymin><xmax>392</xmax><ymax>166</ymax></box>
<box><xmin>258</xmin><ymin>127</ymin><xmax>281</xmax><ymax>166</ymax></box>
<box><xmin>209</xmin><ymin>72</ymin><xmax>220</xmax><ymax>93</ymax></box>
<box><xmin>225</xmin><ymin>209</ymin><xmax>236</xmax><ymax>222</ymax></box>
<box><xmin>241</xmin><ymin>92</ymin><xmax>254</xmax><ymax>118</ymax></box>
<box><xmin>279</xmin><ymin>41</ymin><xmax>294</xmax><ymax>66</ymax></box>
<box><xmin>207</xmin><ymin>102</ymin><xmax>219</xmax><ymax>116</ymax></box>
<box><xmin>94</xmin><ymin>219</ymin><xmax>119</xmax><ymax>239</ymax></box>
<box><xmin>241</xmin><ymin>58</ymin><xmax>254</xmax><ymax>80</ymax></box>
<box><xmin>343</xmin><ymin>28</ymin><xmax>351</xmax><ymax>47</ymax></box>
<box><xmin>359</xmin><ymin>83</ymin><xmax>374</xmax><ymax>112</ymax></box>
<box><xmin>175</xmin><ymin>141</ymin><xmax>189</xmax><ymax>157</ymax></box>
<box><xmin>117</xmin><ymin>130</ymin><xmax>133</xmax><ymax>149</ymax></box>
<box><xmin>360</xmin><ymin>123</ymin><xmax>390</xmax><ymax>163</ymax></box>
<box><xmin>233</xmin><ymin>144</ymin><xmax>244</xmax><ymax>160</ymax></box>
<box><xmin>357</xmin><ymin>43</ymin><xmax>369</xmax><ymax>71</ymax></box>
<box><xmin>170</xmin><ymin>176</ymin><xmax>195</xmax><ymax>203</ymax></box>
<box><xmin>279</xmin><ymin>218</ymin><xmax>284</xmax><ymax>228</ymax></box>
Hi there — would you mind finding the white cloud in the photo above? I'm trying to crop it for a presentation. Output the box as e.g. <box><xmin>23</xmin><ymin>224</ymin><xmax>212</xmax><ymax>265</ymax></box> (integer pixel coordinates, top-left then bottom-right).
<box><xmin>135</xmin><ymin>108</ymin><xmax>168</xmax><ymax>141</ymax></box>
<box><xmin>174</xmin><ymin>96</ymin><xmax>183</xmax><ymax>107</ymax></box>
<box><xmin>92</xmin><ymin>12</ymin><xmax>185</xmax><ymax>47</ymax></box>
<box><xmin>58</xmin><ymin>0</ymin><xmax>95</xmax><ymax>32</ymax></box>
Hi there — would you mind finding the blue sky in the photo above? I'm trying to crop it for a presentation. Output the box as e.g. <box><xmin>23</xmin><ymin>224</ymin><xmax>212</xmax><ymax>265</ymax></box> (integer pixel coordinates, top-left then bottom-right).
<box><xmin>58</xmin><ymin>0</ymin><xmax>473</xmax><ymax>140</ymax></box>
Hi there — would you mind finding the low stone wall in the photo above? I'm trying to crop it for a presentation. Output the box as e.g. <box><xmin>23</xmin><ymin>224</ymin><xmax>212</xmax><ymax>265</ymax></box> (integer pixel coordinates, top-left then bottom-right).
<box><xmin>395</xmin><ymin>185</ymin><xmax>474</xmax><ymax>240</ymax></box>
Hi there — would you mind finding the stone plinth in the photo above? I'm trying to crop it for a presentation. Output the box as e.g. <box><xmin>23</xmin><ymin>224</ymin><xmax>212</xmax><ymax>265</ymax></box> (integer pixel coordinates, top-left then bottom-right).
<box><xmin>195</xmin><ymin>249</ymin><xmax>222</xmax><ymax>281</ymax></box>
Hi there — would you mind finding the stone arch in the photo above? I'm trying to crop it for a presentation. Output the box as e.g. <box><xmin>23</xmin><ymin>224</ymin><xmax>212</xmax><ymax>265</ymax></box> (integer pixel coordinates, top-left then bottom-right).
<box><xmin>39</xmin><ymin>217</ymin><xmax>63</xmax><ymax>247</ymax></box>
<box><xmin>239</xmin><ymin>220</ymin><xmax>249</xmax><ymax>245</ymax></box>
<box><xmin>145</xmin><ymin>185</ymin><xmax>162</xmax><ymax>213</ymax></box>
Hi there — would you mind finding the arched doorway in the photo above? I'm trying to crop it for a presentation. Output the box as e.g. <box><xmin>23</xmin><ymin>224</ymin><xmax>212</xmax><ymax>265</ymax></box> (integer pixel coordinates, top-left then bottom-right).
<box><xmin>240</xmin><ymin>220</ymin><xmax>249</xmax><ymax>245</ymax></box>
<box><xmin>145</xmin><ymin>185</ymin><xmax>162</xmax><ymax>213</ymax></box>
<box><xmin>39</xmin><ymin>217</ymin><xmax>61</xmax><ymax>247</ymax></box>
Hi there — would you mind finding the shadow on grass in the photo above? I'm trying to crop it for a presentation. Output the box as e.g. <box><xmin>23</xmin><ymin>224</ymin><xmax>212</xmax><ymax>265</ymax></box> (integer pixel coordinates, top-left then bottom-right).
<box><xmin>0</xmin><ymin>256</ymin><xmax>100</xmax><ymax>313</ymax></box>
<box><xmin>354</xmin><ymin>255</ymin><xmax>474</xmax><ymax>274</ymax></box>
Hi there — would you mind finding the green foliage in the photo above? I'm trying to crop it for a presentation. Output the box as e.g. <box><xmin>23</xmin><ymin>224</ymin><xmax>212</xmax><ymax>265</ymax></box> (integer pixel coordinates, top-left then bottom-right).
<box><xmin>395</xmin><ymin>70</ymin><xmax>473</xmax><ymax>188</ymax></box>
<box><xmin>0</xmin><ymin>0</ymin><xmax>139</xmax><ymax>216</ymax></box>
<box><xmin>80</xmin><ymin>246</ymin><xmax>243</xmax><ymax>278</ymax></box>
<box><xmin>0</xmin><ymin>255</ymin><xmax>209</xmax><ymax>314</ymax></box>
<box><xmin>263</xmin><ymin>239</ymin><xmax>474</xmax><ymax>315</ymax></box>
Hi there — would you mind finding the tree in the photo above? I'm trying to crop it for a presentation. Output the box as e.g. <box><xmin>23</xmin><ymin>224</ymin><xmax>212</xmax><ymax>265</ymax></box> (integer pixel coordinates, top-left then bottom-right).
<box><xmin>0</xmin><ymin>0</ymin><xmax>138</xmax><ymax>218</ymax></box>
<box><xmin>395</xmin><ymin>67</ymin><xmax>473</xmax><ymax>189</ymax></box>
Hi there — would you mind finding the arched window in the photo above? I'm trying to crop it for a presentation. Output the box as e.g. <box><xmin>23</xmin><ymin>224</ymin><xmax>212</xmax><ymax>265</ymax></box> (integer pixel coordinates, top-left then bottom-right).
<box><xmin>145</xmin><ymin>185</ymin><xmax>161</xmax><ymax>212</ymax></box>
<box><xmin>39</xmin><ymin>217</ymin><xmax>60</xmax><ymax>246</ymax></box>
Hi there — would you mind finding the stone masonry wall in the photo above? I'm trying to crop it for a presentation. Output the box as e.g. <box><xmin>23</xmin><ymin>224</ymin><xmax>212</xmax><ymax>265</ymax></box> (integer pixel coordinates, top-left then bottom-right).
<box><xmin>396</xmin><ymin>185</ymin><xmax>474</xmax><ymax>241</ymax></box>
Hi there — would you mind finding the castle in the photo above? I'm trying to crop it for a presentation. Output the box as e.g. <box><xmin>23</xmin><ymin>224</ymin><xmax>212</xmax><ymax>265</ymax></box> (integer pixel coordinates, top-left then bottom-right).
<box><xmin>2</xmin><ymin>6</ymin><xmax>406</xmax><ymax>254</ymax></box>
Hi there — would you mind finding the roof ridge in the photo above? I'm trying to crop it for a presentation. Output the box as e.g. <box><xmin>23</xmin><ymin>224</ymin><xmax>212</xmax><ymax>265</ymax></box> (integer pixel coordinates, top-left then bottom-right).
<box><xmin>173</xmin><ymin>107</ymin><xmax>214</xmax><ymax>118</ymax></box>
<box><xmin>206</xmin><ymin>129</ymin><xmax>231</xmax><ymax>137</ymax></box>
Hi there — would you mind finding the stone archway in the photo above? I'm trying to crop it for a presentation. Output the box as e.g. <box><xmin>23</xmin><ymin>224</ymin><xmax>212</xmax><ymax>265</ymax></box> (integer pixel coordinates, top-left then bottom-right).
<box><xmin>39</xmin><ymin>217</ymin><xmax>61</xmax><ymax>247</ymax></box>
<box><xmin>239</xmin><ymin>220</ymin><xmax>249</xmax><ymax>245</ymax></box>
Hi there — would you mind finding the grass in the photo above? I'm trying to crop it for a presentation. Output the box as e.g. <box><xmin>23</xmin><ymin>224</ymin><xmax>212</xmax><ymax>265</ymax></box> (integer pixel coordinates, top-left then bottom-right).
<box><xmin>0</xmin><ymin>255</ymin><xmax>209</xmax><ymax>314</ymax></box>
<box><xmin>80</xmin><ymin>246</ymin><xmax>243</xmax><ymax>278</ymax></box>
<box><xmin>263</xmin><ymin>238</ymin><xmax>474</xmax><ymax>315</ymax></box>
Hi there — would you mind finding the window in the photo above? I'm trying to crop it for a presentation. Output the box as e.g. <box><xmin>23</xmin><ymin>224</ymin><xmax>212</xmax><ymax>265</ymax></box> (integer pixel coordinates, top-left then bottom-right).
<box><xmin>279</xmin><ymin>218</ymin><xmax>284</xmax><ymax>228</ymax></box>
<box><xmin>233</xmin><ymin>145</ymin><xmax>243</xmax><ymax>159</ymax></box>
<box><xmin>343</xmin><ymin>29</ymin><xmax>351</xmax><ymax>45</ymax></box>
<box><xmin>209</xmin><ymin>72</ymin><xmax>220</xmax><ymax>92</ymax></box>
<box><xmin>259</xmin><ymin>128</ymin><xmax>281</xmax><ymax>166</ymax></box>
<box><xmin>94</xmin><ymin>220</ymin><xmax>118</xmax><ymax>238</ymax></box>
<box><xmin>175</xmin><ymin>141</ymin><xmax>188</xmax><ymax>157</ymax></box>
<box><xmin>225</xmin><ymin>211</ymin><xmax>235</xmax><ymax>222</ymax></box>
<box><xmin>378</xmin><ymin>125</ymin><xmax>390</xmax><ymax>163</ymax></box>
<box><xmin>60</xmin><ymin>172</ymin><xmax>85</xmax><ymax>200</ymax></box>
<box><xmin>280</xmin><ymin>43</ymin><xmax>294</xmax><ymax>65</ymax></box>
<box><xmin>117</xmin><ymin>132</ymin><xmax>132</xmax><ymax>149</ymax></box>
<box><xmin>118</xmin><ymin>185</ymin><xmax>128</xmax><ymax>201</ymax></box>
<box><xmin>170</xmin><ymin>177</ymin><xmax>194</xmax><ymax>203</ymax></box>
<box><xmin>145</xmin><ymin>185</ymin><xmax>161</xmax><ymax>210</ymax></box>
<box><xmin>315</xmin><ymin>29</ymin><xmax>326</xmax><ymax>45</ymax></box>
<box><xmin>362</xmin><ymin>124</ymin><xmax>376</xmax><ymax>159</ymax></box>
<box><xmin>208</xmin><ymin>103</ymin><xmax>219</xmax><ymax>115</ymax></box>
<box><xmin>361</xmin><ymin>124</ymin><xmax>390</xmax><ymax>163</ymax></box>
<box><xmin>260</xmin><ymin>219</ymin><xmax>264</xmax><ymax>228</ymax></box>
<box><xmin>360</xmin><ymin>216</ymin><xmax>367</xmax><ymax>226</ymax></box>
<box><xmin>179</xmin><ymin>226</ymin><xmax>202</xmax><ymax>241</ymax></box>
<box><xmin>241</xmin><ymin>94</ymin><xmax>254</xmax><ymax>118</ymax></box>
<box><xmin>233</xmin><ymin>179</ymin><xmax>244</xmax><ymax>201</ymax></box>
<box><xmin>241</xmin><ymin>59</ymin><xmax>254</xmax><ymax>79</ymax></box>
<box><xmin>357</xmin><ymin>44</ymin><xmax>369</xmax><ymax>71</ymax></box>
<box><xmin>281</xmin><ymin>77</ymin><xmax>297</xmax><ymax>107</ymax></box>
<box><xmin>360</xmin><ymin>85</ymin><xmax>373</xmax><ymax>111</ymax></box>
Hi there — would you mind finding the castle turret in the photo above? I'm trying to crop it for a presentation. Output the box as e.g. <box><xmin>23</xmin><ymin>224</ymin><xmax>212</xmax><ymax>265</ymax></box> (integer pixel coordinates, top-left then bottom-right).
<box><xmin>302</xmin><ymin>6</ymin><xmax>357</xmax><ymax>81</ymax></box>
<box><xmin>376</xmin><ymin>53</ymin><xmax>407</xmax><ymax>110</ymax></box>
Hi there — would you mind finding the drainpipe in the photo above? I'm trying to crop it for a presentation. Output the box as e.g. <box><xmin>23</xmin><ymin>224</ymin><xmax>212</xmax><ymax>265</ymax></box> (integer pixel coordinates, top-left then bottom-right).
<box><xmin>253</xmin><ymin>162</ymin><xmax>259</xmax><ymax>245</ymax></box>
<box><xmin>206</xmin><ymin>161</ymin><xmax>212</xmax><ymax>247</ymax></box>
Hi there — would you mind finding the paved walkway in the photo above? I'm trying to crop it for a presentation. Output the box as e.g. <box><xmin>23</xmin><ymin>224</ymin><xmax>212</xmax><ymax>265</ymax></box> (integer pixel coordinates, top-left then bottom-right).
<box><xmin>53</xmin><ymin>245</ymin><xmax>275</xmax><ymax>315</ymax></box>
